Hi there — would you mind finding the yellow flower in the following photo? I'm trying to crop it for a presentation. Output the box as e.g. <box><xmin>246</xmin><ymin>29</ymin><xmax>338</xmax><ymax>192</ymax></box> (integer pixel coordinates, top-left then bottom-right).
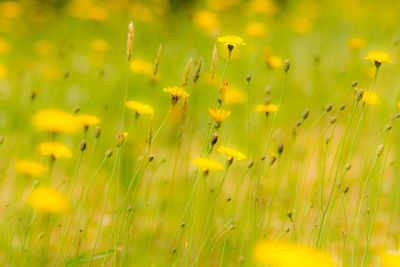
<box><xmin>246</xmin><ymin>23</ymin><xmax>267</xmax><ymax>38</ymax></box>
<box><xmin>0</xmin><ymin>64</ymin><xmax>7</xmax><ymax>79</ymax></box>
<box><xmin>15</xmin><ymin>160</ymin><xmax>48</xmax><ymax>177</ymax></box>
<box><xmin>348</xmin><ymin>37</ymin><xmax>365</xmax><ymax>50</ymax></box>
<box><xmin>32</xmin><ymin>109</ymin><xmax>80</xmax><ymax>134</ymax></box>
<box><xmin>90</xmin><ymin>39</ymin><xmax>109</xmax><ymax>53</ymax></box>
<box><xmin>248</xmin><ymin>0</ymin><xmax>278</xmax><ymax>16</ymax></box>
<box><xmin>225</xmin><ymin>88</ymin><xmax>247</xmax><ymax>105</ymax></box>
<box><xmin>126</xmin><ymin>100</ymin><xmax>154</xmax><ymax>116</ymax></box>
<box><xmin>255</xmin><ymin>104</ymin><xmax>279</xmax><ymax>113</ymax></box>
<box><xmin>130</xmin><ymin>59</ymin><xmax>153</xmax><ymax>77</ymax></box>
<box><xmin>38</xmin><ymin>142</ymin><xmax>73</xmax><ymax>159</ymax></box>
<box><xmin>254</xmin><ymin>241</ymin><xmax>338</xmax><ymax>267</ymax></box>
<box><xmin>0</xmin><ymin>1</ymin><xmax>22</xmax><ymax>19</ymax></box>
<box><xmin>209</xmin><ymin>108</ymin><xmax>231</xmax><ymax>127</ymax></box>
<box><xmin>28</xmin><ymin>187</ymin><xmax>69</xmax><ymax>214</ymax></box>
<box><xmin>192</xmin><ymin>10</ymin><xmax>220</xmax><ymax>35</ymax></box>
<box><xmin>76</xmin><ymin>114</ymin><xmax>100</xmax><ymax>128</ymax></box>
<box><xmin>381</xmin><ymin>251</ymin><xmax>400</xmax><ymax>267</ymax></box>
<box><xmin>365</xmin><ymin>50</ymin><xmax>391</xmax><ymax>65</ymax></box>
<box><xmin>267</xmin><ymin>56</ymin><xmax>283</xmax><ymax>68</ymax></box>
<box><xmin>218</xmin><ymin>35</ymin><xmax>246</xmax><ymax>52</ymax></box>
<box><xmin>362</xmin><ymin>90</ymin><xmax>380</xmax><ymax>106</ymax></box>
<box><xmin>217</xmin><ymin>145</ymin><xmax>246</xmax><ymax>161</ymax></box>
<box><xmin>193</xmin><ymin>157</ymin><xmax>224</xmax><ymax>172</ymax></box>
<box><xmin>0</xmin><ymin>38</ymin><xmax>11</xmax><ymax>55</ymax></box>
<box><xmin>291</xmin><ymin>17</ymin><xmax>313</xmax><ymax>35</ymax></box>
<box><xmin>163</xmin><ymin>86</ymin><xmax>190</xmax><ymax>105</ymax></box>
<box><xmin>34</xmin><ymin>40</ymin><xmax>54</xmax><ymax>56</ymax></box>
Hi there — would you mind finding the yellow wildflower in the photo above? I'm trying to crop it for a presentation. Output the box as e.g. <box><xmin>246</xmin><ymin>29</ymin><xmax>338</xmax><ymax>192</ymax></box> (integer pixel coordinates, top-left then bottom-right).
<box><xmin>76</xmin><ymin>114</ymin><xmax>100</xmax><ymax>128</ymax></box>
<box><xmin>90</xmin><ymin>39</ymin><xmax>109</xmax><ymax>53</ymax></box>
<box><xmin>348</xmin><ymin>37</ymin><xmax>365</xmax><ymax>50</ymax></box>
<box><xmin>209</xmin><ymin>108</ymin><xmax>231</xmax><ymax>128</ymax></box>
<box><xmin>0</xmin><ymin>64</ymin><xmax>7</xmax><ymax>79</ymax></box>
<box><xmin>193</xmin><ymin>157</ymin><xmax>224</xmax><ymax>172</ymax></box>
<box><xmin>254</xmin><ymin>241</ymin><xmax>338</xmax><ymax>267</ymax></box>
<box><xmin>163</xmin><ymin>86</ymin><xmax>190</xmax><ymax>105</ymax></box>
<box><xmin>28</xmin><ymin>187</ymin><xmax>69</xmax><ymax>214</ymax></box>
<box><xmin>362</xmin><ymin>90</ymin><xmax>380</xmax><ymax>106</ymax></box>
<box><xmin>192</xmin><ymin>10</ymin><xmax>220</xmax><ymax>35</ymax></box>
<box><xmin>255</xmin><ymin>104</ymin><xmax>279</xmax><ymax>113</ymax></box>
<box><xmin>246</xmin><ymin>23</ymin><xmax>267</xmax><ymax>38</ymax></box>
<box><xmin>38</xmin><ymin>142</ymin><xmax>73</xmax><ymax>159</ymax></box>
<box><xmin>0</xmin><ymin>38</ymin><xmax>11</xmax><ymax>55</ymax></box>
<box><xmin>248</xmin><ymin>0</ymin><xmax>278</xmax><ymax>16</ymax></box>
<box><xmin>126</xmin><ymin>100</ymin><xmax>154</xmax><ymax>116</ymax></box>
<box><xmin>291</xmin><ymin>17</ymin><xmax>313</xmax><ymax>35</ymax></box>
<box><xmin>365</xmin><ymin>50</ymin><xmax>391</xmax><ymax>66</ymax></box>
<box><xmin>0</xmin><ymin>1</ymin><xmax>22</xmax><ymax>19</ymax></box>
<box><xmin>381</xmin><ymin>251</ymin><xmax>400</xmax><ymax>267</ymax></box>
<box><xmin>15</xmin><ymin>160</ymin><xmax>48</xmax><ymax>177</ymax></box>
<box><xmin>34</xmin><ymin>40</ymin><xmax>54</xmax><ymax>56</ymax></box>
<box><xmin>130</xmin><ymin>59</ymin><xmax>153</xmax><ymax>77</ymax></box>
<box><xmin>267</xmin><ymin>56</ymin><xmax>283</xmax><ymax>68</ymax></box>
<box><xmin>218</xmin><ymin>35</ymin><xmax>246</xmax><ymax>52</ymax></box>
<box><xmin>225</xmin><ymin>88</ymin><xmax>247</xmax><ymax>105</ymax></box>
<box><xmin>32</xmin><ymin>109</ymin><xmax>80</xmax><ymax>134</ymax></box>
<box><xmin>217</xmin><ymin>145</ymin><xmax>246</xmax><ymax>161</ymax></box>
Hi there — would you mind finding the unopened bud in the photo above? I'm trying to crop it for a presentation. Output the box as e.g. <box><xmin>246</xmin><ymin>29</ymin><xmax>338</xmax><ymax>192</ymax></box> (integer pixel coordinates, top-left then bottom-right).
<box><xmin>80</xmin><ymin>140</ymin><xmax>87</xmax><ymax>151</ymax></box>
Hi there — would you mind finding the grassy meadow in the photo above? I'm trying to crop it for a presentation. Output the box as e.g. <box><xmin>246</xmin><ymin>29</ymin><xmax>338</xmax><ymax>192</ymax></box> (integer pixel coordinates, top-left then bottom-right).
<box><xmin>2</xmin><ymin>0</ymin><xmax>400</xmax><ymax>266</ymax></box>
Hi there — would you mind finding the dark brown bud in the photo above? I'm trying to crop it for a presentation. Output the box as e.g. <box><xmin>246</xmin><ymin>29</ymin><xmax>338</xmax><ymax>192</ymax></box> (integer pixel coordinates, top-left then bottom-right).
<box><xmin>283</xmin><ymin>59</ymin><xmax>290</xmax><ymax>73</ymax></box>
<box><xmin>80</xmin><ymin>140</ymin><xmax>87</xmax><ymax>151</ymax></box>
<box><xmin>325</xmin><ymin>103</ymin><xmax>333</xmax><ymax>112</ymax></box>
<box><xmin>105</xmin><ymin>149</ymin><xmax>113</xmax><ymax>159</ymax></box>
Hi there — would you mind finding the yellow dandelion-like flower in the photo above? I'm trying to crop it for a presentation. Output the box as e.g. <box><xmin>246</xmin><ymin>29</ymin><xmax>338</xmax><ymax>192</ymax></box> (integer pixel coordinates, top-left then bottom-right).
<box><xmin>34</xmin><ymin>40</ymin><xmax>54</xmax><ymax>56</ymax></box>
<box><xmin>0</xmin><ymin>1</ymin><xmax>22</xmax><ymax>19</ymax></box>
<box><xmin>218</xmin><ymin>35</ymin><xmax>246</xmax><ymax>52</ymax></box>
<box><xmin>38</xmin><ymin>142</ymin><xmax>73</xmax><ymax>159</ymax></box>
<box><xmin>381</xmin><ymin>251</ymin><xmax>400</xmax><ymax>267</ymax></box>
<box><xmin>76</xmin><ymin>114</ymin><xmax>100</xmax><ymax>128</ymax></box>
<box><xmin>365</xmin><ymin>50</ymin><xmax>391</xmax><ymax>66</ymax></box>
<box><xmin>291</xmin><ymin>17</ymin><xmax>313</xmax><ymax>35</ymax></box>
<box><xmin>90</xmin><ymin>39</ymin><xmax>109</xmax><ymax>53</ymax></box>
<box><xmin>225</xmin><ymin>88</ymin><xmax>247</xmax><ymax>105</ymax></box>
<box><xmin>130</xmin><ymin>59</ymin><xmax>153</xmax><ymax>77</ymax></box>
<box><xmin>246</xmin><ymin>23</ymin><xmax>267</xmax><ymax>38</ymax></box>
<box><xmin>217</xmin><ymin>145</ymin><xmax>246</xmax><ymax>161</ymax></box>
<box><xmin>163</xmin><ymin>86</ymin><xmax>190</xmax><ymax>105</ymax></box>
<box><xmin>0</xmin><ymin>64</ymin><xmax>7</xmax><ymax>79</ymax></box>
<box><xmin>267</xmin><ymin>56</ymin><xmax>283</xmax><ymax>69</ymax></box>
<box><xmin>193</xmin><ymin>157</ymin><xmax>224</xmax><ymax>172</ymax></box>
<box><xmin>248</xmin><ymin>0</ymin><xmax>278</xmax><ymax>16</ymax></box>
<box><xmin>348</xmin><ymin>37</ymin><xmax>365</xmax><ymax>50</ymax></box>
<box><xmin>209</xmin><ymin>108</ymin><xmax>231</xmax><ymax>127</ymax></box>
<box><xmin>0</xmin><ymin>38</ymin><xmax>11</xmax><ymax>55</ymax></box>
<box><xmin>15</xmin><ymin>160</ymin><xmax>48</xmax><ymax>177</ymax></box>
<box><xmin>254</xmin><ymin>241</ymin><xmax>338</xmax><ymax>267</ymax></box>
<box><xmin>362</xmin><ymin>90</ymin><xmax>380</xmax><ymax>106</ymax></box>
<box><xmin>28</xmin><ymin>187</ymin><xmax>69</xmax><ymax>214</ymax></box>
<box><xmin>192</xmin><ymin>10</ymin><xmax>220</xmax><ymax>35</ymax></box>
<box><xmin>255</xmin><ymin>104</ymin><xmax>279</xmax><ymax>113</ymax></box>
<box><xmin>32</xmin><ymin>109</ymin><xmax>80</xmax><ymax>134</ymax></box>
<box><xmin>126</xmin><ymin>100</ymin><xmax>154</xmax><ymax>116</ymax></box>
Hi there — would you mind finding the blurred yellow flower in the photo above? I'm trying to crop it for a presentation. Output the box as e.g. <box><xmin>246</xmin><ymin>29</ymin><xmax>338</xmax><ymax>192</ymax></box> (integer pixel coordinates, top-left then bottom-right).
<box><xmin>193</xmin><ymin>10</ymin><xmax>220</xmax><ymax>35</ymax></box>
<box><xmin>348</xmin><ymin>37</ymin><xmax>365</xmax><ymax>50</ymax></box>
<box><xmin>0</xmin><ymin>38</ymin><xmax>11</xmax><ymax>54</ymax></box>
<box><xmin>41</xmin><ymin>66</ymin><xmax>63</xmax><ymax>81</ymax></box>
<box><xmin>15</xmin><ymin>160</ymin><xmax>48</xmax><ymax>177</ymax></box>
<box><xmin>0</xmin><ymin>64</ymin><xmax>7</xmax><ymax>79</ymax></box>
<box><xmin>365</xmin><ymin>51</ymin><xmax>391</xmax><ymax>64</ymax></box>
<box><xmin>225</xmin><ymin>88</ymin><xmax>247</xmax><ymax>105</ymax></box>
<box><xmin>164</xmin><ymin>86</ymin><xmax>190</xmax><ymax>105</ymax></box>
<box><xmin>254</xmin><ymin>241</ymin><xmax>338</xmax><ymax>267</ymax></box>
<box><xmin>34</xmin><ymin>40</ymin><xmax>54</xmax><ymax>56</ymax></box>
<box><xmin>362</xmin><ymin>90</ymin><xmax>380</xmax><ymax>106</ymax></box>
<box><xmin>209</xmin><ymin>108</ymin><xmax>231</xmax><ymax>123</ymax></box>
<box><xmin>248</xmin><ymin>0</ymin><xmax>278</xmax><ymax>15</ymax></box>
<box><xmin>381</xmin><ymin>251</ymin><xmax>400</xmax><ymax>267</ymax></box>
<box><xmin>130</xmin><ymin>59</ymin><xmax>153</xmax><ymax>77</ymax></box>
<box><xmin>291</xmin><ymin>17</ymin><xmax>313</xmax><ymax>35</ymax></box>
<box><xmin>126</xmin><ymin>100</ymin><xmax>154</xmax><ymax>116</ymax></box>
<box><xmin>28</xmin><ymin>187</ymin><xmax>69</xmax><ymax>214</ymax></box>
<box><xmin>218</xmin><ymin>35</ymin><xmax>246</xmax><ymax>51</ymax></box>
<box><xmin>193</xmin><ymin>157</ymin><xmax>224</xmax><ymax>172</ymax></box>
<box><xmin>90</xmin><ymin>39</ymin><xmax>109</xmax><ymax>53</ymax></box>
<box><xmin>246</xmin><ymin>23</ymin><xmax>267</xmax><ymax>38</ymax></box>
<box><xmin>217</xmin><ymin>145</ymin><xmax>246</xmax><ymax>161</ymax></box>
<box><xmin>38</xmin><ymin>142</ymin><xmax>73</xmax><ymax>159</ymax></box>
<box><xmin>129</xmin><ymin>3</ymin><xmax>153</xmax><ymax>23</ymax></box>
<box><xmin>76</xmin><ymin>114</ymin><xmax>100</xmax><ymax>128</ymax></box>
<box><xmin>32</xmin><ymin>109</ymin><xmax>80</xmax><ymax>134</ymax></box>
<box><xmin>256</xmin><ymin>104</ymin><xmax>279</xmax><ymax>113</ymax></box>
<box><xmin>68</xmin><ymin>0</ymin><xmax>108</xmax><ymax>22</ymax></box>
<box><xmin>0</xmin><ymin>1</ymin><xmax>22</xmax><ymax>19</ymax></box>
<box><xmin>267</xmin><ymin>56</ymin><xmax>283</xmax><ymax>68</ymax></box>
<box><xmin>207</xmin><ymin>0</ymin><xmax>240</xmax><ymax>11</ymax></box>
